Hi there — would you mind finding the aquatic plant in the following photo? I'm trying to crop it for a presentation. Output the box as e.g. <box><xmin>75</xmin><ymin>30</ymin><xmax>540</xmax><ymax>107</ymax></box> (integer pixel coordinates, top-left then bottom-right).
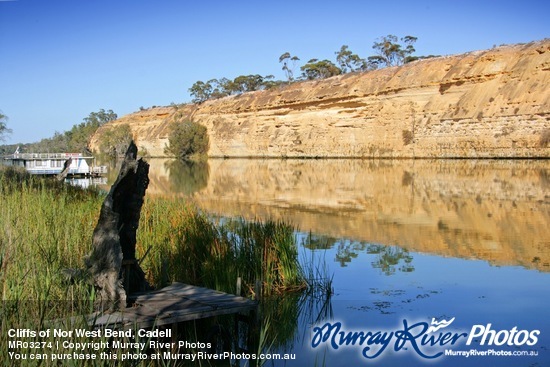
<box><xmin>138</xmin><ymin>197</ymin><xmax>309</xmax><ymax>297</ymax></box>
<box><xmin>0</xmin><ymin>166</ymin><xmax>330</xmax><ymax>366</ymax></box>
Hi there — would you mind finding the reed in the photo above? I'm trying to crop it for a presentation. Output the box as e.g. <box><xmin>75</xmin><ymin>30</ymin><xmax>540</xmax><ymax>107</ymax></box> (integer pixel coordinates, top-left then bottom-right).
<box><xmin>0</xmin><ymin>167</ymin><xmax>102</xmax><ymax>302</ymax></box>
<box><xmin>0</xmin><ymin>166</ymin><xmax>328</xmax><ymax>366</ymax></box>
<box><xmin>0</xmin><ymin>167</ymin><xmax>103</xmax><ymax>366</ymax></box>
<box><xmin>137</xmin><ymin>197</ymin><xmax>308</xmax><ymax>297</ymax></box>
<box><xmin>1</xmin><ymin>167</ymin><xmax>308</xmax><ymax>303</ymax></box>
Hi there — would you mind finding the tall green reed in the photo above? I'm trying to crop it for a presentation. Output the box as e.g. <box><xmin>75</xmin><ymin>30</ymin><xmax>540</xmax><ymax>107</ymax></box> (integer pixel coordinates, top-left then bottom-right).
<box><xmin>137</xmin><ymin>197</ymin><xmax>308</xmax><ymax>297</ymax></box>
<box><xmin>0</xmin><ymin>166</ymin><xmax>330</xmax><ymax>366</ymax></box>
<box><xmin>0</xmin><ymin>167</ymin><xmax>104</xmax><ymax>366</ymax></box>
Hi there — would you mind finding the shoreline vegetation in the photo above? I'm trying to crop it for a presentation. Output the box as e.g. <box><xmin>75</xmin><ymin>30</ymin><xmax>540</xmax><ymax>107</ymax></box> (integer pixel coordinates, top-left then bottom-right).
<box><xmin>0</xmin><ymin>166</ymin><xmax>332</xmax><ymax>365</ymax></box>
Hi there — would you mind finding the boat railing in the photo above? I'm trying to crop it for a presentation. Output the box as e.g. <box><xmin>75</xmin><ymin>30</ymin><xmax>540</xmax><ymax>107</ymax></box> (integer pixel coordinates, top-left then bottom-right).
<box><xmin>12</xmin><ymin>153</ymin><xmax>92</xmax><ymax>160</ymax></box>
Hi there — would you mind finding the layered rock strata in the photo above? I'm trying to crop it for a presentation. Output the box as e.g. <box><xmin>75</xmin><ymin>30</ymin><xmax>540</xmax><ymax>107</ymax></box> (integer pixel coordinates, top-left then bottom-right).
<box><xmin>90</xmin><ymin>40</ymin><xmax>550</xmax><ymax>158</ymax></box>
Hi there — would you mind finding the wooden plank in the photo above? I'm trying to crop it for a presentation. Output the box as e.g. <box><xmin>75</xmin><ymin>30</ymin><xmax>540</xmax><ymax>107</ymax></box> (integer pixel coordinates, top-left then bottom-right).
<box><xmin>88</xmin><ymin>283</ymin><xmax>257</xmax><ymax>330</ymax></box>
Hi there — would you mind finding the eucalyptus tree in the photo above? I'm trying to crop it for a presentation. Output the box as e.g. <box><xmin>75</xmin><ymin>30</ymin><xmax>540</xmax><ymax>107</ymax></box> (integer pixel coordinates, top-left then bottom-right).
<box><xmin>232</xmin><ymin>74</ymin><xmax>272</xmax><ymax>93</ymax></box>
<box><xmin>369</xmin><ymin>35</ymin><xmax>418</xmax><ymax>67</ymax></box>
<box><xmin>165</xmin><ymin>120</ymin><xmax>209</xmax><ymax>161</ymax></box>
<box><xmin>98</xmin><ymin>124</ymin><xmax>133</xmax><ymax>158</ymax></box>
<box><xmin>300</xmin><ymin>59</ymin><xmax>341</xmax><ymax>80</ymax></box>
<box><xmin>279</xmin><ymin>52</ymin><xmax>300</xmax><ymax>82</ymax></box>
<box><xmin>335</xmin><ymin>45</ymin><xmax>367</xmax><ymax>73</ymax></box>
<box><xmin>84</xmin><ymin>109</ymin><xmax>117</xmax><ymax>127</ymax></box>
<box><xmin>189</xmin><ymin>80</ymin><xmax>214</xmax><ymax>103</ymax></box>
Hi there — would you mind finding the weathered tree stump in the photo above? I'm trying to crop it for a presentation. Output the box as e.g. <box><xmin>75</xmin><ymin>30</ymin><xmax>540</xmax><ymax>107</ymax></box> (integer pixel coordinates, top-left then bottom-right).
<box><xmin>56</xmin><ymin>157</ymin><xmax>72</xmax><ymax>181</ymax></box>
<box><xmin>85</xmin><ymin>141</ymin><xmax>151</xmax><ymax>312</ymax></box>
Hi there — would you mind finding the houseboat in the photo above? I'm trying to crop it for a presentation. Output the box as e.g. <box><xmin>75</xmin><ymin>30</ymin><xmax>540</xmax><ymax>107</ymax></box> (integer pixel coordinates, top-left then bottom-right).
<box><xmin>3</xmin><ymin>151</ymin><xmax>107</xmax><ymax>177</ymax></box>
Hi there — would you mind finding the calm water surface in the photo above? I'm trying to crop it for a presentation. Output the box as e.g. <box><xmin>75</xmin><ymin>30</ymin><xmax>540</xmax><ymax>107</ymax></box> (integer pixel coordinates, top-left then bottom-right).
<box><xmin>144</xmin><ymin>158</ymin><xmax>549</xmax><ymax>366</ymax></box>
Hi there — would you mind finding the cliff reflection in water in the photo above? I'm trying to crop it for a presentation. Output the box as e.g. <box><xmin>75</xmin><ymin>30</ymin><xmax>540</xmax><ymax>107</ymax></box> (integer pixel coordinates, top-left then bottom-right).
<box><xmin>146</xmin><ymin>158</ymin><xmax>550</xmax><ymax>272</ymax></box>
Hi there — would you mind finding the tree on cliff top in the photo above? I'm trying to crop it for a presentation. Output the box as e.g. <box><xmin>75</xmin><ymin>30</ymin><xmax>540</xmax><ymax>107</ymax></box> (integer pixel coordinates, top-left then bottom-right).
<box><xmin>368</xmin><ymin>35</ymin><xmax>418</xmax><ymax>68</ymax></box>
<box><xmin>300</xmin><ymin>59</ymin><xmax>342</xmax><ymax>80</ymax></box>
<box><xmin>279</xmin><ymin>52</ymin><xmax>300</xmax><ymax>82</ymax></box>
<box><xmin>335</xmin><ymin>45</ymin><xmax>367</xmax><ymax>73</ymax></box>
<box><xmin>83</xmin><ymin>109</ymin><xmax>118</xmax><ymax>127</ymax></box>
<box><xmin>189</xmin><ymin>80</ymin><xmax>214</xmax><ymax>103</ymax></box>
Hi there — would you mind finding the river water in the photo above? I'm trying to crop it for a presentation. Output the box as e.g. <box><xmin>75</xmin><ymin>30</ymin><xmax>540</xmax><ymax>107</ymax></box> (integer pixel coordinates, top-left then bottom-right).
<box><xmin>141</xmin><ymin>158</ymin><xmax>549</xmax><ymax>366</ymax></box>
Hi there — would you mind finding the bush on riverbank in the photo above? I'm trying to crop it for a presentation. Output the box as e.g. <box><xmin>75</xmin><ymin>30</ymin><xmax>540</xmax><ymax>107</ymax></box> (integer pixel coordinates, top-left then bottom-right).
<box><xmin>164</xmin><ymin>120</ymin><xmax>209</xmax><ymax>161</ymax></box>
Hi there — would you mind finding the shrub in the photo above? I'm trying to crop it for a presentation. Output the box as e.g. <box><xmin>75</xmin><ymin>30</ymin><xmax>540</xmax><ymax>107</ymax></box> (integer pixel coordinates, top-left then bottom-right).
<box><xmin>165</xmin><ymin>120</ymin><xmax>209</xmax><ymax>160</ymax></box>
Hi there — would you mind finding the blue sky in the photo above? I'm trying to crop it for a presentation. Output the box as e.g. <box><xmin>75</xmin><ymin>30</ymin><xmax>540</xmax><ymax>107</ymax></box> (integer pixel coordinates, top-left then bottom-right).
<box><xmin>0</xmin><ymin>0</ymin><xmax>548</xmax><ymax>144</ymax></box>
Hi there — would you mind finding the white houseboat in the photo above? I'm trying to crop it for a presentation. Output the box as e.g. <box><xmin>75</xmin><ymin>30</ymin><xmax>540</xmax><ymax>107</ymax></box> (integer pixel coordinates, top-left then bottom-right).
<box><xmin>3</xmin><ymin>152</ymin><xmax>107</xmax><ymax>176</ymax></box>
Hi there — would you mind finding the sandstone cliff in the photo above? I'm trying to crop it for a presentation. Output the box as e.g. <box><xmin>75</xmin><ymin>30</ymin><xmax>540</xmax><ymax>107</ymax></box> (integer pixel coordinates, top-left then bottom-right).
<box><xmin>89</xmin><ymin>40</ymin><xmax>550</xmax><ymax>158</ymax></box>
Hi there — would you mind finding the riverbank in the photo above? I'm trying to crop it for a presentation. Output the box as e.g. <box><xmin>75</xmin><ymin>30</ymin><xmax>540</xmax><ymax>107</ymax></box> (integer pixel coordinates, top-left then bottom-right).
<box><xmin>0</xmin><ymin>166</ymin><xmax>312</xmax><ymax>302</ymax></box>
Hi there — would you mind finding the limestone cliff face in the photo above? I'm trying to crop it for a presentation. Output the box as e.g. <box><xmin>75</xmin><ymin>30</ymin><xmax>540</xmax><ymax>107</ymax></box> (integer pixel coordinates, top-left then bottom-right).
<box><xmin>89</xmin><ymin>105</ymin><xmax>195</xmax><ymax>158</ymax></box>
<box><xmin>90</xmin><ymin>40</ymin><xmax>550</xmax><ymax>158</ymax></box>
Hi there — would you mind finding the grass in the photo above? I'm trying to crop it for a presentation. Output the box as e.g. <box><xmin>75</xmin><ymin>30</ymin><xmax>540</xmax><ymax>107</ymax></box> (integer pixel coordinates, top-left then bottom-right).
<box><xmin>137</xmin><ymin>197</ymin><xmax>308</xmax><ymax>297</ymax></box>
<box><xmin>0</xmin><ymin>167</ymin><xmax>102</xmax><ymax>302</ymax></box>
<box><xmin>0</xmin><ymin>165</ymin><xmax>329</xmax><ymax>366</ymax></box>
<box><xmin>0</xmin><ymin>166</ymin><xmax>310</xmax><ymax>300</ymax></box>
<box><xmin>0</xmin><ymin>167</ymin><xmax>103</xmax><ymax>366</ymax></box>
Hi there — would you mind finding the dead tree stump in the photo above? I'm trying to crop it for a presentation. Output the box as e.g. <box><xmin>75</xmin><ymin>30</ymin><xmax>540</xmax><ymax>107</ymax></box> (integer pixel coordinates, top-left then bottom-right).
<box><xmin>56</xmin><ymin>157</ymin><xmax>72</xmax><ymax>181</ymax></box>
<box><xmin>85</xmin><ymin>141</ymin><xmax>151</xmax><ymax>312</ymax></box>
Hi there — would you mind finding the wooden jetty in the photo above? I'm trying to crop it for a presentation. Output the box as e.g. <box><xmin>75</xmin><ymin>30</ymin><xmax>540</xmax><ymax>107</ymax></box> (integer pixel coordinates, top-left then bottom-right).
<box><xmin>88</xmin><ymin>282</ymin><xmax>258</xmax><ymax>330</ymax></box>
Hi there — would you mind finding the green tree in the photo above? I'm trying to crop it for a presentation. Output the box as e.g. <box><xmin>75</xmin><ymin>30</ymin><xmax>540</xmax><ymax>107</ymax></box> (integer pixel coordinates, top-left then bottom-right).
<box><xmin>189</xmin><ymin>81</ymin><xmax>214</xmax><ymax>103</ymax></box>
<box><xmin>67</xmin><ymin>109</ymin><xmax>117</xmax><ymax>153</ymax></box>
<box><xmin>370</xmin><ymin>35</ymin><xmax>418</xmax><ymax>67</ymax></box>
<box><xmin>300</xmin><ymin>59</ymin><xmax>341</xmax><ymax>80</ymax></box>
<box><xmin>335</xmin><ymin>45</ymin><xmax>367</xmax><ymax>73</ymax></box>
<box><xmin>4</xmin><ymin>109</ymin><xmax>118</xmax><ymax>154</ymax></box>
<box><xmin>98</xmin><ymin>124</ymin><xmax>133</xmax><ymax>158</ymax></box>
<box><xmin>0</xmin><ymin>111</ymin><xmax>12</xmax><ymax>142</ymax></box>
<box><xmin>279</xmin><ymin>52</ymin><xmax>300</xmax><ymax>82</ymax></box>
<box><xmin>190</xmin><ymin>78</ymin><xmax>234</xmax><ymax>100</ymax></box>
<box><xmin>83</xmin><ymin>109</ymin><xmax>117</xmax><ymax>127</ymax></box>
<box><xmin>232</xmin><ymin>74</ymin><xmax>268</xmax><ymax>93</ymax></box>
<box><xmin>165</xmin><ymin>120</ymin><xmax>209</xmax><ymax>161</ymax></box>
<box><xmin>190</xmin><ymin>74</ymin><xmax>279</xmax><ymax>103</ymax></box>
<box><xmin>212</xmin><ymin>78</ymin><xmax>233</xmax><ymax>98</ymax></box>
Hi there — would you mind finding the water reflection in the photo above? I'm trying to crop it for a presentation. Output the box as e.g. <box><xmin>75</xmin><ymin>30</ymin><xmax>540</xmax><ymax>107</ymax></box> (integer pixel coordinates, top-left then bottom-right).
<box><xmin>65</xmin><ymin>176</ymin><xmax>107</xmax><ymax>189</ymax></box>
<box><xmin>98</xmin><ymin>157</ymin><xmax>210</xmax><ymax>195</ymax></box>
<box><xmin>145</xmin><ymin>158</ymin><xmax>550</xmax><ymax>272</ymax></box>
<box><xmin>332</xmin><ymin>239</ymin><xmax>415</xmax><ymax>273</ymax></box>
<box><xmin>163</xmin><ymin>159</ymin><xmax>209</xmax><ymax>195</ymax></box>
<box><xmin>135</xmin><ymin>158</ymin><xmax>550</xmax><ymax>366</ymax></box>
